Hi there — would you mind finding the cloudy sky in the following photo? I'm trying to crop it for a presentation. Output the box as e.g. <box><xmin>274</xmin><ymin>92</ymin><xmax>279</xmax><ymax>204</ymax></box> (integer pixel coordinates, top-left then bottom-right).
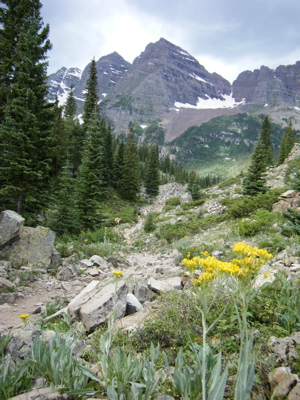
<box><xmin>41</xmin><ymin>0</ymin><xmax>300</xmax><ymax>83</ymax></box>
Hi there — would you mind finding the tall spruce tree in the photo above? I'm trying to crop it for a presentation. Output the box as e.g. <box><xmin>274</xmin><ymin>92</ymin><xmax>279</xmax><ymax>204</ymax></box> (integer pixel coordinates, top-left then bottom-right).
<box><xmin>0</xmin><ymin>0</ymin><xmax>54</xmax><ymax>218</ymax></box>
<box><xmin>64</xmin><ymin>86</ymin><xmax>77</xmax><ymax>119</ymax></box>
<box><xmin>278</xmin><ymin>121</ymin><xmax>295</xmax><ymax>164</ymax></box>
<box><xmin>188</xmin><ymin>170</ymin><xmax>200</xmax><ymax>200</ymax></box>
<box><xmin>63</xmin><ymin>89</ymin><xmax>83</xmax><ymax>177</ymax></box>
<box><xmin>118</xmin><ymin>128</ymin><xmax>139</xmax><ymax>201</ymax></box>
<box><xmin>281</xmin><ymin>168</ymin><xmax>300</xmax><ymax>236</ymax></box>
<box><xmin>76</xmin><ymin>112</ymin><xmax>107</xmax><ymax>229</ymax></box>
<box><xmin>145</xmin><ymin>144</ymin><xmax>160</xmax><ymax>197</ymax></box>
<box><xmin>112</xmin><ymin>140</ymin><xmax>125</xmax><ymax>189</ymax></box>
<box><xmin>50</xmin><ymin>162</ymin><xmax>79</xmax><ymax>235</ymax></box>
<box><xmin>242</xmin><ymin>140</ymin><xmax>267</xmax><ymax>196</ymax></box>
<box><xmin>260</xmin><ymin>116</ymin><xmax>273</xmax><ymax>166</ymax></box>
<box><xmin>82</xmin><ymin>59</ymin><xmax>99</xmax><ymax>131</ymax></box>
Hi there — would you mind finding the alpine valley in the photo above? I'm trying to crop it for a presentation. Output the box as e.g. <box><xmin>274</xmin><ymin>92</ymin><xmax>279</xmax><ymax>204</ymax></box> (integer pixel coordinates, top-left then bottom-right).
<box><xmin>47</xmin><ymin>38</ymin><xmax>300</xmax><ymax>177</ymax></box>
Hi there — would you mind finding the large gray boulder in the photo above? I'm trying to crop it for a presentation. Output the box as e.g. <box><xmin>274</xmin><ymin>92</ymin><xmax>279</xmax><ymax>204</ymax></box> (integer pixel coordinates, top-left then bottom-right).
<box><xmin>79</xmin><ymin>280</ymin><xmax>128</xmax><ymax>332</ymax></box>
<box><xmin>5</xmin><ymin>225</ymin><xmax>60</xmax><ymax>270</ymax></box>
<box><xmin>0</xmin><ymin>210</ymin><xmax>24</xmax><ymax>250</ymax></box>
<box><xmin>67</xmin><ymin>279</ymin><xmax>129</xmax><ymax>332</ymax></box>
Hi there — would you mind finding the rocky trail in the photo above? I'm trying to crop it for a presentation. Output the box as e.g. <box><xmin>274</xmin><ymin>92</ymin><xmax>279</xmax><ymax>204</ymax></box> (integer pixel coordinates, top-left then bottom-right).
<box><xmin>0</xmin><ymin>194</ymin><xmax>183</xmax><ymax>332</ymax></box>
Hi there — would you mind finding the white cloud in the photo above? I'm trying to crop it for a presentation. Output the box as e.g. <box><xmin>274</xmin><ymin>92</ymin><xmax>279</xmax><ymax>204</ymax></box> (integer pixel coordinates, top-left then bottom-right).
<box><xmin>42</xmin><ymin>0</ymin><xmax>300</xmax><ymax>82</ymax></box>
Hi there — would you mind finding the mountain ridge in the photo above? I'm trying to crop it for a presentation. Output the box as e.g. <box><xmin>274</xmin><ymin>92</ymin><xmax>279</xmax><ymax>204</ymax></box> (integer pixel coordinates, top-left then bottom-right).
<box><xmin>47</xmin><ymin>38</ymin><xmax>300</xmax><ymax>141</ymax></box>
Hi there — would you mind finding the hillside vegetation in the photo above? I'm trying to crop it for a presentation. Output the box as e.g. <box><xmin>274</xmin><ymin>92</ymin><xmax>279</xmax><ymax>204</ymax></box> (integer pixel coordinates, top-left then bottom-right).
<box><xmin>1</xmin><ymin>148</ymin><xmax>300</xmax><ymax>400</ymax></box>
<box><xmin>167</xmin><ymin>113</ymin><xmax>299</xmax><ymax>177</ymax></box>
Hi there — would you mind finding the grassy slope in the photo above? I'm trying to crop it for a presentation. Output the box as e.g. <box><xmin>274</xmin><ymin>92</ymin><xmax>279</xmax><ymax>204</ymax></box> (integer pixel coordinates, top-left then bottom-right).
<box><xmin>166</xmin><ymin>113</ymin><xmax>288</xmax><ymax>177</ymax></box>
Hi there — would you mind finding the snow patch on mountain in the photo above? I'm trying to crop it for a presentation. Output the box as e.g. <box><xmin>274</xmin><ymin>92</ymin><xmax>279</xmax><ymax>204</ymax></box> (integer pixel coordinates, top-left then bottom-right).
<box><xmin>174</xmin><ymin>93</ymin><xmax>246</xmax><ymax>110</ymax></box>
<box><xmin>189</xmin><ymin>73</ymin><xmax>212</xmax><ymax>84</ymax></box>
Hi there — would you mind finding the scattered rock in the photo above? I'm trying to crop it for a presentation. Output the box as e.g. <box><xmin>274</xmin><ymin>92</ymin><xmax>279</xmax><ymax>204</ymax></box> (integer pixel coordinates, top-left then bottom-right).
<box><xmin>268</xmin><ymin>367</ymin><xmax>298</xmax><ymax>399</ymax></box>
<box><xmin>267</xmin><ymin>335</ymin><xmax>300</xmax><ymax>364</ymax></box>
<box><xmin>126</xmin><ymin>293</ymin><xmax>143</xmax><ymax>315</ymax></box>
<box><xmin>148</xmin><ymin>276</ymin><xmax>182</xmax><ymax>293</ymax></box>
<box><xmin>180</xmin><ymin>192</ymin><xmax>193</xmax><ymax>204</ymax></box>
<box><xmin>0</xmin><ymin>210</ymin><xmax>24</xmax><ymax>250</ymax></box>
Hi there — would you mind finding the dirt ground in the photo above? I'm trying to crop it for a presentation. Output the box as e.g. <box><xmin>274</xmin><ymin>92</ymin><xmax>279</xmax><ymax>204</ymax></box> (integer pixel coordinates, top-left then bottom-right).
<box><xmin>0</xmin><ymin>277</ymin><xmax>75</xmax><ymax>332</ymax></box>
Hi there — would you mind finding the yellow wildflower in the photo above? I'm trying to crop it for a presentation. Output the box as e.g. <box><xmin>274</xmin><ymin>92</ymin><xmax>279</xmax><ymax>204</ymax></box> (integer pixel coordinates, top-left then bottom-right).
<box><xmin>19</xmin><ymin>313</ymin><xmax>29</xmax><ymax>323</ymax></box>
<box><xmin>112</xmin><ymin>270</ymin><xmax>123</xmax><ymax>278</ymax></box>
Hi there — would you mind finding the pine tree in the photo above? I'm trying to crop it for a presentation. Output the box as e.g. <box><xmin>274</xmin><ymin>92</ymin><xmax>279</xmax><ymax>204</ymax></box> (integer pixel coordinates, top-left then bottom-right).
<box><xmin>76</xmin><ymin>112</ymin><xmax>107</xmax><ymax>229</ymax></box>
<box><xmin>82</xmin><ymin>59</ymin><xmax>99</xmax><ymax>131</ymax></box>
<box><xmin>281</xmin><ymin>208</ymin><xmax>300</xmax><ymax>236</ymax></box>
<box><xmin>101</xmin><ymin>119</ymin><xmax>113</xmax><ymax>185</ymax></box>
<box><xmin>50</xmin><ymin>162</ymin><xmax>79</xmax><ymax>236</ymax></box>
<box><xmin>63</xmin><ymin>89</ymin><xmax>84</xmax><ymax>177</ymax></box>
<box><xmin>188</xmin><ymin>170</ymin><xmax>200</xmax><ymax>200</ymax></box>
<box><xmin>145</xmin><ymin>144</ymin><xmax>160</xmax><ymax>198</ymax></box>
<box><xmin>64</xmin><ymin>86</ymin><xmax>77</xmax><ymax>119</ymax></box>
<box><xmin>0</xmin><ymin>0</ymin><xmax>46</xmax><ymax>121</ymax></box>
<box><xmin>278</xmin><ymin>121</ymin><xmax>295</xmax><ymax>165</ymax></box>
<box><xmin>260</xmin><ymin>116</ymin><xmax>273</xmax><ymax>166</ymax></box>
<box><xmin>242</xmin><ymin>140</ymin><xmax>267</xmax><ymax>196</ymax></box>
<box><xmin>0</xmin><ymin>1</ymin><xmax>54</xmax><ymax>218</ymax></box>
<box><xmin>289</xmin><ymin>168</ymin><xmax>300</xmax><ymax>191</ymax></box>
<box><xmin>50</xmin><ymin>99</ymin><xmax>67</xmax><ymax>179</ymax></box>
<box><xmin>112</xmin><ymin>140</ymin><xmax>125</xmax><ymax>189</ymax></box>
<box><xmin>118</xmin><ymin>128</ymin><xmax>139</xmax><ymax>201</ymax></box>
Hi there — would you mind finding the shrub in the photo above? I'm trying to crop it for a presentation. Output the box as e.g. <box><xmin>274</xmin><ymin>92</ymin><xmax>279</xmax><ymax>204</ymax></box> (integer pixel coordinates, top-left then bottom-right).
<box><xmin>222</xmin><ymin>189</ymin><xmax>283</xmax><ymax>219</ymax></box>
<box><xmin>144</xmin><ymin>213</ymin><xmax>156</xmax><ymax>233</ymax></box>
<box><xmin>237</xmin><ymin>209</ymin><xmax>278</xmax><ymax>237</ymax></box>
<box><xmin>128</xmin><ymin>291</ymin><xmax>204</xmax><ymax>350</ymax></box>
<box><xmin>217</xmin><ymin>175</ymin><xmax>242</xmax><ymax>189</ymax></box>
<box><xmin>257</xmin><ymin>233</ymin><xmax>288</xmax><ymax>254</ymax></box>
<box><xmin>156</xmin><ymin>221</ymin><xmax>197</xmax><ymax>243</ymax></box>
<box><xmin>165</xmin><ymin>197</ymin><xmax>181</xmax><ymax>206</ymax></box>
<box><xmin>237</xmin><ymin>219</ymin><xmax>260</xmax><ymax>237</ymax></box>
<box><xmin>180</xmin><ymin>198</ymin><xmax>205</xmax><ymax>210</ymax></box>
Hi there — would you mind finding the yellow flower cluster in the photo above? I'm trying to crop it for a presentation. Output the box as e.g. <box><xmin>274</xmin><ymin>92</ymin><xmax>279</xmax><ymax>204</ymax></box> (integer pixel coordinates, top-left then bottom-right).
<box><xmin>111</xmin><ymin>270</ymin><xmax>123</xmax><ymax>278</ymax></box>
<box><xmin>182</xmin><ymin>242</ymin><xmax>272</xmax><ymax>287</ymax></box>
<box><xmin>19</xmin><ymin>313</ymin><xmax>29</xmax><ymax>322</ymax></box>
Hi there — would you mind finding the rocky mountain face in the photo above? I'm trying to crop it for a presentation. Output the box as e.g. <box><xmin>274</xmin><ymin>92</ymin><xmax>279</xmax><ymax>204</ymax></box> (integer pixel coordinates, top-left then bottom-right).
<box><xmin>47</xmin><ymin>67</ymin><xmax>82</xmax><ymax>103</ymax></box>
<box><xmin>47</xmin><ymin>52</ymin><xmax>130</xmax><ymax>111</ymax></box>
<box><xmin>232</xmin><ymin>63</ymin><xmax>300</xmax><ymax>105</ymax></box>
<box><xmin>101</xmin><ymin>38</ymin><xmax>231</xmax><ymax>131</ymax></box>
<box><xmin>46</xmin><ymin>38</ymin><xmax>300</xmax><ymax>140</ymax></box>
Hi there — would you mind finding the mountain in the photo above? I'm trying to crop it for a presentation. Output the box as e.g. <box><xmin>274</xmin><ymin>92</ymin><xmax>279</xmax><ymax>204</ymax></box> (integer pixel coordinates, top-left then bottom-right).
<box><xmin>46</xmin><ymin>38</ymin><xmax>300</xmax><ymax>145</ymax></box>
<box><xmin>46</xmin><ymin>52</ymin><xmax>130</xmax><ymax>110</ymax></box>
<box><xmin>47</xmin><ymin>67</ymin><xmax>82</xmax><ymax>103</ymax></box>
<box><xmin>101</xmin><ymin>38</ymin><xmax>232</xmax><ymax>132</ymax></box>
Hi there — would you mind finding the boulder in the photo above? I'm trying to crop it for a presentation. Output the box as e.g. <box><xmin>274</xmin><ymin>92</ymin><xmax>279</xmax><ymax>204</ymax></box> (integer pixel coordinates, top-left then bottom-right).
<box><xmin>67</xmin><ymin>279</ymin><xmax>129</xmax><ymax>332</ymax></box>
<box><xmin>134</xmin><ymin>283</ymin><xmax>154</xmax><ymax>303</ymax></box>
<box><xmin>0</xmin><ymin>276</ymin><xmax>14</xmax><ymax>290</ymax></box>
<box><xmin>148</xmin><ymin>277</ymin><xmax>182</xmax><ymax>293</ymax></box>
<box><xmin>0</xmin><ymin>210</ymin><xmax>24</xmax><ymax>250</ymax></box>
<box><xmin>126</xmin><ymin>293</ymin><xmax>143</xmax><ymax>315</ymax></box>
<box><xmin>6</xmin><ymin>226</ymin><xmax>60</xmax><ymax>270</ymax></box>
<box><xmin>180</xmin><ymin>192</ymin><xmax>193</xmax><ymax>204</ymax></box>
<box><xmin>114</xmin><ymin>308</ymin><xmax>150</xmax><ymax>333</ymax></box>
<box><xmin>90</xmin><ymin>255</ymin><xmax>110</xmax><ymax>269</ymax></box>
<box><xmin>267</xmin><ymin>335</ymin><xmax>300</xmax><ymax>363</ymax></box>
<box><xmin>288</xmin><ymin>383</ymin><xmax>300</xmax><ymax>400</ymax></box>
<box><xmin>79</xmin><ymin>280</ymin><xmax>128</xmax><ymax>332</ymax></box>
<box><xmin>268</xmin><ymin>367</ymin><xmax>298</xmax><ymax>399</ymax></box>
<box><xmin>272</xmin><ymin>190</ymin><xmax>300</xmax><ymax>213</ymax></box>
<box><xmin>67</xmin><ymin>280</ymin><xmax>100</xmax><ymax>321</ymax></box>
